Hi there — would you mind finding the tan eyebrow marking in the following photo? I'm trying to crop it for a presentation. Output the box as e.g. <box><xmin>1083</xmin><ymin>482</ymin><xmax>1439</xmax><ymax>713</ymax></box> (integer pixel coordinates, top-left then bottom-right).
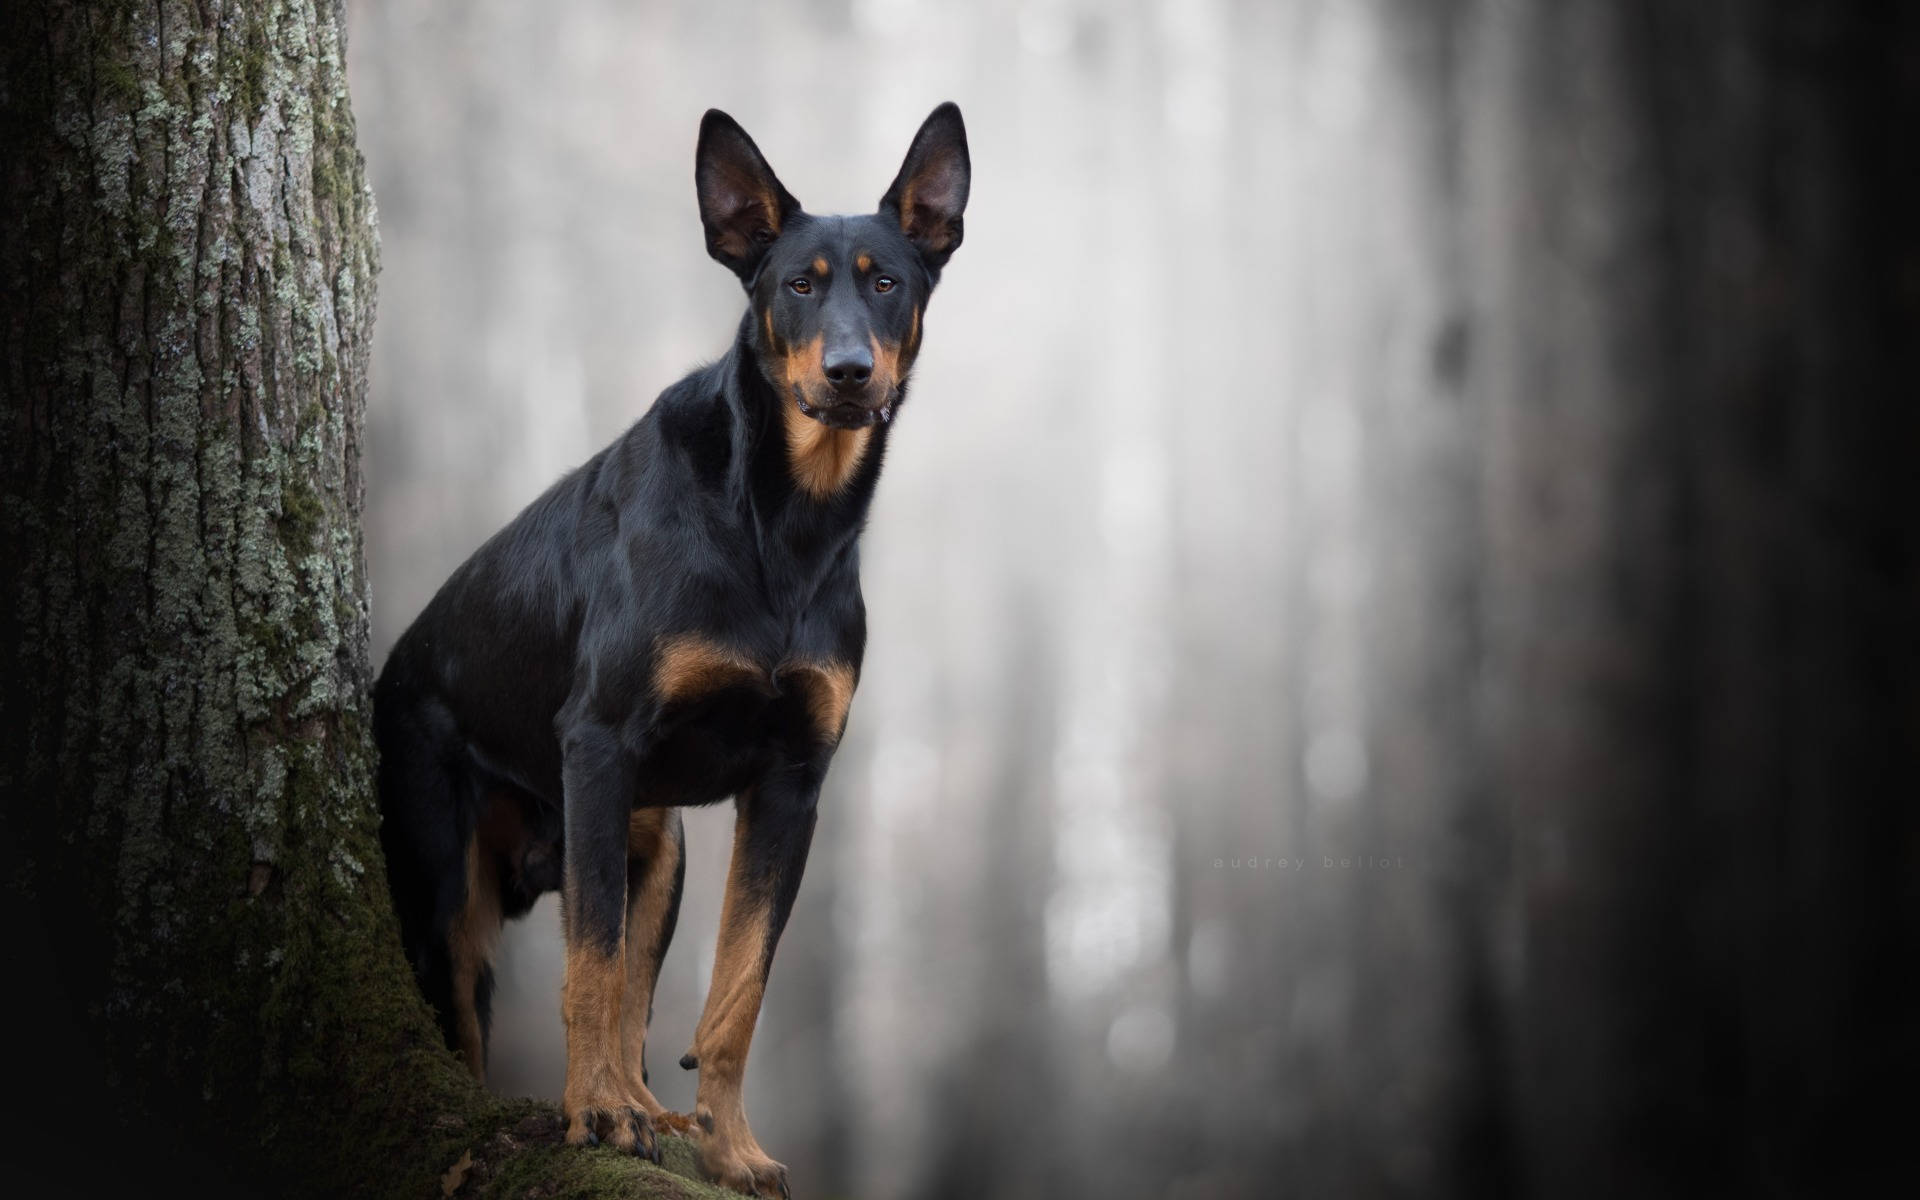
<box><xmin>855</xmin><ymin>253</ymin><xmax>872</xmax><ymax>273</ymax></box>
<box><xmin>812</xmin><ymin>256</ymin><xmax>829</xmax><ymax>275</ymax></box>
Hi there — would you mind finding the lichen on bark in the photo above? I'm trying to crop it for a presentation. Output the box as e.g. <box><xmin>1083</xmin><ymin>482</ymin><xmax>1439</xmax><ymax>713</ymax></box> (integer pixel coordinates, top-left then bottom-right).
<box><xmin>0</xmin><ymin>2</ymin><xmax>720</xmax><ymax>1195</ymax></box>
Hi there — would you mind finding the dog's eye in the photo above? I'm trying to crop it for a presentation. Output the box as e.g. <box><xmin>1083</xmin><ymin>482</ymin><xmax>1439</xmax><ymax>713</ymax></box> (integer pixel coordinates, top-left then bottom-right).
<box><xmin>789</xmin><ymin>278</ymin><xmax>812</xmax><ymax>296</ymax></box>
<box><xmin>874</xmin><ymin>276</ymin><xmax>895</xmax><ymax>294</ymax></box>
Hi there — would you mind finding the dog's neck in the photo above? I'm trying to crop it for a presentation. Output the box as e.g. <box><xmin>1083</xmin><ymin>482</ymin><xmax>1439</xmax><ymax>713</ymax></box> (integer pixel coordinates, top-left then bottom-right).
<box><xmin>721</xmin><ymin>319</ymin><xmax>892</xmax><ymax>571</ymax></box>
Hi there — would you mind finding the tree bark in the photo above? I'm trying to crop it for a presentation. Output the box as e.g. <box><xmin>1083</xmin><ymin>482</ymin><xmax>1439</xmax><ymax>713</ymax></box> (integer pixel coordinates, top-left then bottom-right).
<box><xmin>0</xmin><ymin>2</ymin><xmax>723</xmax><ymax>1195</ymax></box>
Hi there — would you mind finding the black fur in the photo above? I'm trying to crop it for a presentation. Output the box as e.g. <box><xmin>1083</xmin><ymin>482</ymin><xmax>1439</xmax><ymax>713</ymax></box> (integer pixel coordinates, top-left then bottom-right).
<box><xmin>375</xmin><ymin>104</ymin><xmax>968</xmax><ymax>1072</ymax></box>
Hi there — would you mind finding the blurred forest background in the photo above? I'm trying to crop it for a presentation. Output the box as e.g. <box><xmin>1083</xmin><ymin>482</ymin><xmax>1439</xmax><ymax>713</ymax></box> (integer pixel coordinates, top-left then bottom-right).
<box><xmin>346</xmin><ymin>1</ymin><xmax>1916</xmax><ymax>1196</ymax></box>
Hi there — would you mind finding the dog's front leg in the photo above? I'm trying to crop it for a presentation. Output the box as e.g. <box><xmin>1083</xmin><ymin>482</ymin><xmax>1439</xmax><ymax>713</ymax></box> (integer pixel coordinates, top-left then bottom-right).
<box><xmin>558</xmin><ymin>719</ymin><xmax>659</xmax><ymax>1160</ymax></box>
<box><xmin>682</xmin><ymin>767</ymin><xmax>820</xmax><ymax>1198</ymax></box>
<box><xmin>619</xmin><ymin>806</ymin><xmax>692</xmax><ymax>1133</ymax></box>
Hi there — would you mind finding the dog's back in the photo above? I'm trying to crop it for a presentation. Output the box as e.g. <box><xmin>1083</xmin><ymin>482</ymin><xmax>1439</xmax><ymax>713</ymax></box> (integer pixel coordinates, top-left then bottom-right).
<box><xmin>375</xmin><ymin>370</ymin><xmax>712</xmax><ymax>1059</ymax></box>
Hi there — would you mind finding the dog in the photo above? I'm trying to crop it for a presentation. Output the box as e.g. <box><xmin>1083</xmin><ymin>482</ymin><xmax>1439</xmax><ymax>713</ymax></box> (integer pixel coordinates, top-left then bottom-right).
<box><xmin>373</xmin><ymin>103</ymin><xmax>968</xmax><ymax>1196</ymax></box>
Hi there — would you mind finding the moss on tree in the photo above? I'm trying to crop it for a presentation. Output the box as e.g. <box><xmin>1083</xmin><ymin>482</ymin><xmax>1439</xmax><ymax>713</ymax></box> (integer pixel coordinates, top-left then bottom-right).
<box><xmin>0</xmin><ymin>1</ymin><xmax>726</xmax><ymax>1195</ymax></box>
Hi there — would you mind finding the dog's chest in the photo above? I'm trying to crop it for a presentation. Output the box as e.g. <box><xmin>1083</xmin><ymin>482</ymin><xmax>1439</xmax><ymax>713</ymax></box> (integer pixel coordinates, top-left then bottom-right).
<box><xmin>637</xmin><ymin>635</ymin><xmax>854</xmax><ymax>802</ymax></box>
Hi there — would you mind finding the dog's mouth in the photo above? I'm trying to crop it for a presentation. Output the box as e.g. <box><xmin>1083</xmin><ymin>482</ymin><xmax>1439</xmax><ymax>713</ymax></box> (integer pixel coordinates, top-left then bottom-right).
<box><xmin>795</xmin><ymin>393</ymin><xmax>895</xmax><ymax>429</ymax></box>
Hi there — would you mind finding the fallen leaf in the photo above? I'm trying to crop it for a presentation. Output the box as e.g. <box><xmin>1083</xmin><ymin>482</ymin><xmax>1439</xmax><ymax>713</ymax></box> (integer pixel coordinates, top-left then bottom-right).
<box><xmin>441</xmin><ymin>1149</ymin><xmax>473</xmax><ymax>1197</ymax></box>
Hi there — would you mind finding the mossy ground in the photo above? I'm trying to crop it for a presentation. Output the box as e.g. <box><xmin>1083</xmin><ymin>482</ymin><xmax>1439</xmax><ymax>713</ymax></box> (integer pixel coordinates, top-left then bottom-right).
<box><xmin>431</xmin><ymin>1103</ymin><xmax>735</xmax><ymax>1200</ymax></box>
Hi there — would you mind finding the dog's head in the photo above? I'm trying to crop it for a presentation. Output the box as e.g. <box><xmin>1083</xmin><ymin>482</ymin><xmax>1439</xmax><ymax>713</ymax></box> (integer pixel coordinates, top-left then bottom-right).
<box><xmin>695</xmin><ymin>104</ymin><xmax>969</xmax><ymax>430</ymax></box>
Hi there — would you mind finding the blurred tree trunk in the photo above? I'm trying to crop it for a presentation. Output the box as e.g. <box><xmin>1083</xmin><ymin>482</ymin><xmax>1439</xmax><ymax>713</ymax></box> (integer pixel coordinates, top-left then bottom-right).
<box><xmin>0</xmin><ymin>2</ymin><xmax>717</xmax><ymax>1196</ymax></box>
<box><xmin>1471</xmin><ymin>2</ymin><xmax>1920</xmax><ymax>1195</ymax></box>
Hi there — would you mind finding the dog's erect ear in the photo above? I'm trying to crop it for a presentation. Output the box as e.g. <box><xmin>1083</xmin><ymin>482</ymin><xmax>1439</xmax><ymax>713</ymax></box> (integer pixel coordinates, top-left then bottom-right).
<box><xmin>879</xmin><ymin>102</ymin><xmax>970</xmax><ymax>270</ymax></box>
<box><xmin>696</xmin><ymin>110</ymin><xmax>800</xmax><ymax>283</ymax></box>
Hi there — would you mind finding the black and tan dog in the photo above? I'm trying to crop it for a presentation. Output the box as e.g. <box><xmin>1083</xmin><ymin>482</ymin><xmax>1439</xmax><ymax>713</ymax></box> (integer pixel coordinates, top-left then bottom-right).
<box><xmin>373</xmin><ymin>104</ymin><xmax>968</xmax><ymax>1195</ymax></box>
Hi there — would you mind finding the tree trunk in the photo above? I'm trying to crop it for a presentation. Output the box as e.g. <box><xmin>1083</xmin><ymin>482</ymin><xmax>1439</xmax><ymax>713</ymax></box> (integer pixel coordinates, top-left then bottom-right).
<box><xmin>1471</xmin><ymin>2</ymin><xmax>1920</xmax><ymax>1194</ymax></box>
<box><xmin>0</xmin><ymin>2</ymin><xmax>722</xmax><ymax>1195</ymax></box>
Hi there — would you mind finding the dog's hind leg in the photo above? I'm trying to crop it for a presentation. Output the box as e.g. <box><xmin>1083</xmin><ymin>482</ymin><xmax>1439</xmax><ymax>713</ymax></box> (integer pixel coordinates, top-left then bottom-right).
<box><xmin>376</xmin><ymin>688</ymin><xmax>489</xmax><ymax>1076</ymax></box>
<box><xmin>620</xmin><ymin>807</ymin><xmax>690</xmax><ymax>1129</ymax></box>
<box><xmin>447</xmin><ymin>832</ymin><xmax>504</xmax><ymax>1082</ymax></box>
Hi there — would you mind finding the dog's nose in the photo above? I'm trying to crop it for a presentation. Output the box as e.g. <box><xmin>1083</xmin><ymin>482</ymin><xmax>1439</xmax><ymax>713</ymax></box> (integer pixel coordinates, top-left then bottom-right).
<box><xmin>824</xmin><ymin>351</ymin><xmax>872</xmax><ymax>390</ymax></box>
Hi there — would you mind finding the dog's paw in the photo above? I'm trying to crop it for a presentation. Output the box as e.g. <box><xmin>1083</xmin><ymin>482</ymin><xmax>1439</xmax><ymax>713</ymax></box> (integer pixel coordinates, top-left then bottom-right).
<box><xmin>563</xmin><ymin>1095</ymin><xmax>661</xmax><ymax>1163</ymax></box>
<box><xmin>695</xmin><ymin>1111</ymin><xmax>789</xmax><ymax>1198</ymax></box>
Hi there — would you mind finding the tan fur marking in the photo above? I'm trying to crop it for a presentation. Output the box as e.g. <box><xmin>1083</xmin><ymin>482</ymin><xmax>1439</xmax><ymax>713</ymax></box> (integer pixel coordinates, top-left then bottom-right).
<box><xmin>812</xmin><ymin>256</ymin><xmax>829</xmax><ymax>276</ymax></box>
<box><xmin>627</xmin><ymin>807</ymin><xmax>671</xmax><ymax>855</ymax></box>
<box><xmin>855</xmin><ymin>252</ymin><xmax>872</xmax><ymax>273</ymax></box>
<box><xmin>687</xmin><ymin>829</ymin><xmax>769</xmax><ymax>1081</ymax></box>
<box><xmin>762</xmin><ymin>308</ymin><xmax>775</xmax><ymax>350</ymax></box>
<box><xmin>561</xmin><ymin>940</ymin><xmax>624</xmax><ymax>1066</ymax></box>
<box><xmin>561</xmin><ymin>935</ymin><xmax>645</xmax><ymax>1148</ymax></box>
<box><xmin>777</xmin><ymin>328</ymin><xmax>870</xmax><ymax>499</ymax></box>
<box><xmin>653</xmin><ymin>634</ymin><xmax>768</xmax><ymax>704</ymax></box>
<box><xmin>779</xmin><ymin>332</ymin><xmax>824</xmax><ymax>401</ymax></box>
<box><xmin>449</xmin><ymin>835</ymin><xmax>503</xmax><ymax>1083</ymax></box>
<box><xmin>619</xmin><ymin>808</ymin><xmax>682</xmax><ymax>1120</ymax></box>
<box><xmin>686</xmin><ymin>793</ymin><xmax>785</xmax><ymax>1191</ymax></box>
<box><xmin>780</xmin><ymin>395</ymin><xmax>872</xmax><ymax>500</ymax></box>
<box><xmin>783</xmin><ymin>660</ymin><xmax>857</xmax><ymax>745</ymax></box>
<box><xmin>870</xmin><ymin>332</ymin><xmax>913</xmax><ymax>400</ymax></box>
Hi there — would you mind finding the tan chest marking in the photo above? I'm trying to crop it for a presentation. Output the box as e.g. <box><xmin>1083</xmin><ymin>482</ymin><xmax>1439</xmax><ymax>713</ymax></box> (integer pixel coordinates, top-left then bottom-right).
<box><xmin>765</xmin><ymin>327</ymin><xmax>874</xmax><ymax>500</ymax></box>
<box><xmin>782</xmin><ymin>659</ymin><xmax>857</xmax><ymax>746</ymax></box>
<box><xmin>780</xmin><ymin>398</ymin><xmax>871</xmax><ymax>500</ymax></box>
<box><xmin>652</xmin><ymin>634</ymin><xmax>769</xmax><ymax>703</ymax></box>
<box><xmin>650</xmin><ymin>635</ymin><xmax>855</xmax><ymax>744</ymax></box>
